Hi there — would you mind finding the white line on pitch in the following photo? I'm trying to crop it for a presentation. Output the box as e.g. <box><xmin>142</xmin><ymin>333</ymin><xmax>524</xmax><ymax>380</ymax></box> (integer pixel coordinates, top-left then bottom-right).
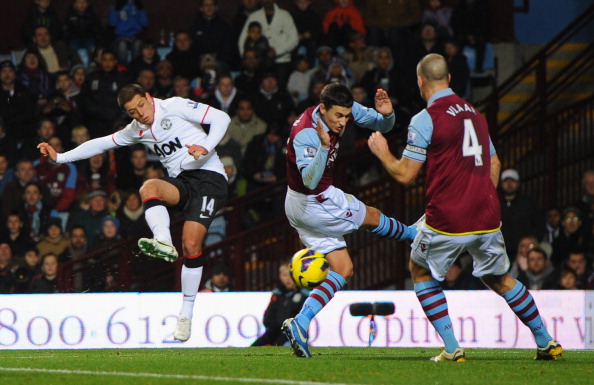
<box><xmin>0</xmin><ymin>367</ymin><xmax>363</xmax><ymax>385</ymax></box>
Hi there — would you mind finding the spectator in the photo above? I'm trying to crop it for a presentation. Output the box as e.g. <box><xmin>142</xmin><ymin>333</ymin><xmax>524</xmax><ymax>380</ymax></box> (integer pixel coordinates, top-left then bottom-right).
<box><xmin>291</xmin><ymin>0</ymin><xmax>323</xmax><ymax>66</ymax></box>
<box><xmin>108</xmin><ymin>0</ymin><xmax>149</xmax><ymax>64</ymax></box>
<box><xmin>422</xmin><ymin>0</ymin><xmax>454</xmax><ymax>40</ymax></box>
<box><xmin>552</xmin><ymin>207</ymin><xmax>591</xmax><ymax>267</ymax></box>
<box><xmin>499</xmin><ymin>169</ymin><xmax>545</xmax><ymax>259</ymax></box>
<box><xmin>509</xmin><ymin>235</ymin><xmax>539</xmax><ymax>279</ymax></box>
<box><xmin>296</xmin><ymin>78</ymin><xmax>325</xmax><ymax>113</ymax></box>
<box><xmin>70</xmin><ymin>64</ymin><xmax>87</xmax><ymax>92</ymax></box>
<box><xmin>410</xmin><ymin>22</ymin><xmax>446</xmax><ymax>68</ymax></box>
<box><xmin>135</xmin><ymin>68</ymin><xmax>157</xmax><ymax>95</ymax></box>
<box><xmin>225</xmin><ymin>98</ymin><xmax>267</xmax><ymax>159</ymax></box>
<box><xmin>517</xmin><ymin>248</ymin><xmax>557</xmax><ymax>290</ymax></box>
<box><xmin>172</xmin><ymin>76</ymin><xmax>199</xmax><ymax>102</ymax></box>
<box><xmin>365</xmin><ymin>0</ymin><xmax>422</xmax><ymax>54</ymax></box>
<box><xmin>128</xmin><ymin>40</ymin><xmax>160</xmax><ymax>80</ymax></box>
<box><xmin>193</xmin><ymin>54</ymin><xmax>218</xmax><ymax>100</ymax></box>
<box><xmin>0</xmin><ymin>154</ymin><xmax>15</xmax><ymax>196</ymax></box>
<box><xmin>252</xmin><ymin>263</ymin><xmax>308</xmax><ymax>346</ymax></box>
<box><xmin>116</xmin><ymin>144</ymin><xmax>147</xmax><ymax>191</ymax></box>
<box><xmin>441</xmin><ymin>258</ymin><xmax>484</xmax><ymax>290</ymax></box>
<box><xmin>116</xmin><ymin>190</ymin><xmax>149</xmax><ymax>239</ymax></box>
<box><xmin>244</xmin><ymin>122</ymin><xmax>286</xmax><ymax>191</ymax></box>
<box><xmin>30</xmin><ymin>26</ymin><xmax>82</xmax><ymax>75</ymax></box>
<box><xmin>443</xmin><ymin>39</ymin><xmax>470</xmax><ymax>99</ymax></box>
<box><xmin>20</xmin><ymin>181</ymin><xmax>60</xmax><ymax>243</ymax></box>
<box><xmin>165</xmin><ymin>31</ymin><xmax>202</xmax><ymax>82</ymax></box>
<box><xmin>341</xmin><ymin>31</ymin><xmax>375</xmax><ymax>84</ymax></box>
<box><xmin>451</xmin><ymin>0</ymin><xmax>490</xmax><ymax>72</ymax></box>
<box><xmin>188</xmin><ymin>0</ymin><xmax>234</xmax><ymax>69</ymax></box>
<box><xmin>542</xmin><ymin>207</ymin><xmax>562</xmax><ymax>246</ymax></box>
<box><xmin>55</xmin><ymin>70</ymin><xmax>81</xmax><ymax>113</ymax></box>
<box><xmin>325</xmin><ymin>57</ymin><xmax>353</xmax><ymax>88</ymax></box>
<box><xmin>0</xmin><ymin>60</ymin><xmax>37</xmax><ymax>143</ymax></box>
<box><xmin>221</xmin><ymin>156</ymin><xmax>247</xmax><ymax>201</ymax></box>
<box><xmin>36</xmin><ymin>217</ymin><xmax>69</xmax><ymax>257</ymax></box>
<box><xmin>1</xmin><ymin>212</ymin><xmax>35</xmax><ymax>260</ymax></box>
<box><xmin>287</xmin><ymin>54</ymin><xmax>315</xmax><ymax>105</ymax></box>
<box><xmin>80</xmin><ymin>49</ymin><xmax>130</xmax><ymax>138</ymax></box>
<box><xmin>205</xmin><ymin>74</ymin><xmax>241</xmax><ymax>117</ymax></box>
<box><xmin>63</xmin><ymin>0</ymin><xmax>104</xmax><ymax>63</ymax></box>
<box><xmin>311</xmin><ymin>45</ymin><xmax>334</xmax><ymax>85</ymax></box>
<box><xmin>564</xmin><ymin>251</ymin><xmax>593</xmax><ymax>289</ymax></box>
<box><xmin>251</xmin><ymin>72</ymin><xmax>294</xmax><ymax>126</ymax></box>
<box><xmin>29</xmin><ymin>252</ymin><xmax>59</xmax><ymax>293</ymax></box>
<box><xmin>2</xmin><ymin>159</ymin><xmax>52</xmax><ymax>219</ymax></box>
<box><xmin>0</xmin><ymin>242</ymin><xmax>16</xmax><ymax>293</ymax></box>
<box><xmin>360</xmin><ymin>47</ymin><xmax>407</xmax><ymax>110</ymax></box>
<box><xmin>322</xmin><ymin>0</ymin><xmax>366</xmax><ymax>49</ymax></box>
<box><xmin>58</xmin><ymin>226</ymin><xmax>88</xmax><ymax>291</ymax></box>
<box><xmin>238</xmin><ymin>0</ymin><xmax>299</xmax><ymax>88</ymax></box>
<box><xmin>200</xmin><ymin>263</ymin><xmax>236</xmax><ymax>292</ymax></box>
<box><xmin>13</xmin><ymin>246</ymin><xmax>42</xmax><ymax>293</ymax></box>
<box><xmin>69</xmin><ymin>124</ymin><xmax>91</xmax><ymax>150</ymax></box>
<box><xmin>350</xmin><ymin>84</ymin><xmax>372</xmax><ymax>108</ymax></box>
<box><xmin>67</xmin><ymin>189</ymin><xmax>109</xmax><ymax>245</ymax></box>
<box><xmin>556</xmin><ymin>268</ymin><xmax>579</xmax><ymax>290</ymax></box>
<box><xmin>575</xmin><ymin>169</ymin><xmax>594</xmax><ymax>230</ymax></box>
<box><xmin>154</xmin><ymin>59</ymin><xmax>174</xmax><ymax>98</ymax></box>
<box><xmin>234</xmin><ymin>49</ymin><xmax>263</xmax><ymax>94</ymax></box>
<box><xmin>232</xmin><ymin>0</ymin><xmax>262</xmax><ymax>45</ymax></box>
<box><xmin>17</xmin><ymin>49</ymin><xmax>54</xmax><ymax>109</ymax></box>
<box><xmin>243</xmin><ymin>21</ymin><xmax>273</xmax><ymax>70</ymax></box>
<box><xmin>75</xmin><ymin>153</ymin><xmax>117</xmax><ymax>198</ymax></box>
<box><xmin>20</xmin><ymin>117</ymin><xmax>57</xmax><ymax>161</ymax></box>
<box><xmin>21</xmin><ymin>0</ymin><xmax>62</xmax><ymax>43</ymax></box>
<box><xmin>215</xmin><ymin>134</ymin><xmax>243</xmax><ymax>175</ymax></box>
<box><xmin>91</xmin><ymin>216</ymin><xmax>123</xmax><ymax>291</ymax></box>
<box><xmin>35</xmin><ymin>137</ymin><xmax>78</xmax><ymax>220</ymax></box>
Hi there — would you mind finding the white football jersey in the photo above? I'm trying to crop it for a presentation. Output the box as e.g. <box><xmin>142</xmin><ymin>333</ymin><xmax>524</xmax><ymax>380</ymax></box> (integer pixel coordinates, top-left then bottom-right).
<box><xmin>112</xmin><ymin>97</ymin><xmax>228</xmax><ymax>178</ymax></box>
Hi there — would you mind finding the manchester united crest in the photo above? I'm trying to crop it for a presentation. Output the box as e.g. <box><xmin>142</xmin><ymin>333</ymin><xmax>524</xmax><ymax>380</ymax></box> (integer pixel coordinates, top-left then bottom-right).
<box><xmin>161</xmin><ymin>118</ymin><xmax>172</xmax><ymax>130</ymax></box>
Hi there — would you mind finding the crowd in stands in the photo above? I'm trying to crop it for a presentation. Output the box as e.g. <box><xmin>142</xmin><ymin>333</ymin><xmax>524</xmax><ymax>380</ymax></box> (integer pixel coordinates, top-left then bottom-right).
<box><xmin>0</xmin><ymin>0</ymin><xmax>592</xmax><ymax>294</ymax></box>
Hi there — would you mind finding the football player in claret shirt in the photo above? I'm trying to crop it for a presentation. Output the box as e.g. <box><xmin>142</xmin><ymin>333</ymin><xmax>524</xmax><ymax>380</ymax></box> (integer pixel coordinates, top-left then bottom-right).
<box><xmin>368</xmin><ymin>53</ymin><xmax>562</xmax><ymax>361</ymax></box>
<box><xmin>281</xmin><ymin>83</ymin><xmax>417</xmax><ymax>358</ymax></box>
<box><xmin>38</xmin><ymin>83</ymin><xmax>230</xmax><ymax>343</ymax></box>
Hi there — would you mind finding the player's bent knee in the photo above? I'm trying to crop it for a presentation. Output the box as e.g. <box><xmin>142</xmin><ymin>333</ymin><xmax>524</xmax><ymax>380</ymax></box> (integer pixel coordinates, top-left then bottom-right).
<box><xmin>139</xmin><ymin>179</ymin><xmax>160</xmax><ymax>198</ymax></box>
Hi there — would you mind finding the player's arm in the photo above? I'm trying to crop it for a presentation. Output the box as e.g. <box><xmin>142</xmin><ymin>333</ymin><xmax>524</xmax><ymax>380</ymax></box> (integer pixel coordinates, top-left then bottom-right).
<box><xmin>38</xmin><ymin>135</ymin><xmax>118</xmax><ymax>163</ymax></box>
<box><xmin>351</xmin><ymin>89</ymin><xmax>395</xmax><ymax>133</ymax></box>
<box><xmin>177</xmin><ymin>99</ymin><xmax>231</xmax><ymax>160</ymax></box>
<box><xmin>368</xmin><ymin>132</ymin><xmax>423</xmax><ymax>185</ymax></box>
<box><xmin>490</xmin><ymin>154</ymin><xmax>501</xmax><ymax>188</ymax></box>
<box><xmin>295</xmin><ymin>120</ymin><xmax>330</xmax><ymax>190</ymax></box>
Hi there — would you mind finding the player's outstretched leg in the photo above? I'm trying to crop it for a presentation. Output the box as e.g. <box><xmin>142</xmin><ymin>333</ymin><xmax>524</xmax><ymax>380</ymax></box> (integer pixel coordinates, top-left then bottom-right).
<box><xmin>369</xmin><ymin>213</ymin><xmax>418</xmax><ymax>241</ymax></box>
<box><xmin>414</xmin><ymin>280</ymin><xmax>466</xmax><ymax>362</ymax></box>
<box><xmin>499</xmin><ymin>279</ymin><xmax>563</xmax><ymax>360</ymax></box>
<box><xmin>174</xmin><ymin>253</ymin><xmax>204</xmax><ymax>342</ymax></box>
<box><xmin>283</xmin><ymin>270</ymin><xmax>347</xmax><ymax>358</ymax></box>
<box><xmin>139</xmin><ymin>197</ymin><xmax>178</xmax><ymax>262</ymax></box>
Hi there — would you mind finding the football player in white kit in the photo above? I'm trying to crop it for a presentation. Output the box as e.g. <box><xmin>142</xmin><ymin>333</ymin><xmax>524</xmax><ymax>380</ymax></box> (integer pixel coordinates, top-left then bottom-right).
<box><xmin>38</xmin><ymin>84</ymin><xmax>230</xmax><ymax>342</ymax></box>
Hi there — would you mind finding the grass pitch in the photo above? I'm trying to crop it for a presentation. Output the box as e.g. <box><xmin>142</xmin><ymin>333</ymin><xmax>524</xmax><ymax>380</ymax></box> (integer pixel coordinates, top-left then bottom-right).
<box><xmin>0</xmin><ymin>347</ymin><xmax>591</xmax><ymax>385</ymax></box>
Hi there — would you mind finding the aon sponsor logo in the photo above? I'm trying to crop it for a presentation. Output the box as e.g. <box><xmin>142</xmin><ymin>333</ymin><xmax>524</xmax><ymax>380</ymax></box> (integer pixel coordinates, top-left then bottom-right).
<box><xmin>154</xmin><ymin>137</ymin><xmax>182</xmax><ymax>157</ymax></box>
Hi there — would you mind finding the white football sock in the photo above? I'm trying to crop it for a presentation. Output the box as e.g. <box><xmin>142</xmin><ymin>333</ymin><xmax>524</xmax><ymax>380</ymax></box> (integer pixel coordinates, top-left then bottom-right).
<box><xmin>144</xmin><ymin>205</ymin><xmax>172</xmax><ymax>243</ymax></box>
<box><xmin>179</xmin><ymin>265</ymin><xmax>203</xmax><ymax>319</ymax></box>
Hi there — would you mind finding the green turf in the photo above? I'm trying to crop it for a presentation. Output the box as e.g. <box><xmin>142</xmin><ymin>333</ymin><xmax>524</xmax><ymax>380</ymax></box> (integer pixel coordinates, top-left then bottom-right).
<box><xmin>0</xmin><ymin>347</ymin><xmax>591</xmax><ymax>385</ymax></box>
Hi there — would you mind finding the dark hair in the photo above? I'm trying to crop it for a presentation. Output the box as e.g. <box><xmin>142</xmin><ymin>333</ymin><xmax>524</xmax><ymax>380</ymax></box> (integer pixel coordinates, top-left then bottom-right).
<box><xmin>24</xmin><ymin>181</ymin><xmax>42</xmax><ymax>194</ymax></box>
<box><xmin>527</xmin><ymin>247</ymin><xmax>547</xmax><ymax>260</ymax></box>
<box><xmin>320</xmin><ymin>83</ymin><xmax>354</xmax><ymax>110</ymax></box>
<box><xmin>248</xmin><ymin>21</ymin><xmax>262</xmax><ymax>31</ymax></box>
<box><xmin>117</xmin><ymin>84</ymin><xmax>147</xmax><ymax>109</ymax></box>
<box><xmin>70</xmin><ymin>226</ymin><xmax>87</xmax><ymax>236</ymax></box>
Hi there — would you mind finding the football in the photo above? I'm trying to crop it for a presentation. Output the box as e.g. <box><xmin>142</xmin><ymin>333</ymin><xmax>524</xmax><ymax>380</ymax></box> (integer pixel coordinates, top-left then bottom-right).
<box><xmin>289</xmin><ymin>248</ymin><xmax>329</xmax><ymax>290</ymax></box>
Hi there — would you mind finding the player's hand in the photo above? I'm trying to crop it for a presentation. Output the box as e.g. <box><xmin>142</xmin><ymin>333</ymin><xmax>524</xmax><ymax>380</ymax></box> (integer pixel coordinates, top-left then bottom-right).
<box><xmin>185</xmin><ymin>144</ymin><xmax>209</xmax><ymax>160</ymax></box>
<box><xmin>374</xmin><ymin>89</ymin><xmax>394</xmax><ymax>117</ymax></box>
<box><xmin>37</xmin><ymin>142</ymin><xmax>58</xmax><ymax>162</ymax></box>
<box><xmin>367</xmin><ymin>132</ymin><xmax>390</xmax><ymax>160</ymax></box>
<box><xmin>315</xmin><ymin>118</ymin><xmax>330</xmax><ymax>148</ymax></box>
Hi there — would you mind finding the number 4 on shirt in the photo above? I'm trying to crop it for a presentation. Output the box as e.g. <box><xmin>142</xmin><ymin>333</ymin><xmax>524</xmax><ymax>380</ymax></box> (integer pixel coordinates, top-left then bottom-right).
<box><xmin>462</xmin><ymin>119</ymin><xmax>483</xmax><ymax>166</ymax></box>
